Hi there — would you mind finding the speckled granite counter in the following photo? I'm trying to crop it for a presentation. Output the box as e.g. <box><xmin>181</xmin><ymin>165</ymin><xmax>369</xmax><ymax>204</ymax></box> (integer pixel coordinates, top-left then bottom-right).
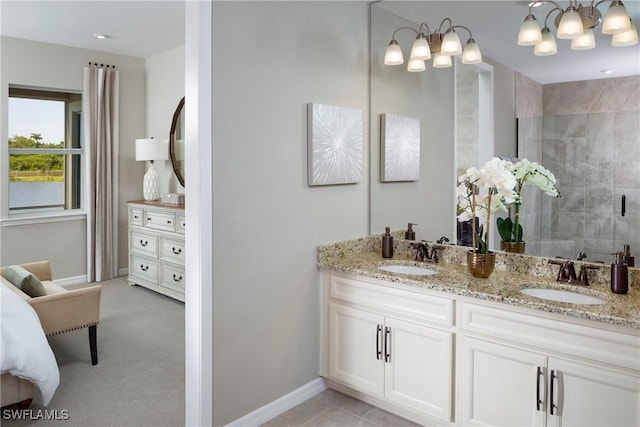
<box><xmin>318</xmin><ymin>236</ymin><xmax>640</xmax><ymax>330</ymax></box>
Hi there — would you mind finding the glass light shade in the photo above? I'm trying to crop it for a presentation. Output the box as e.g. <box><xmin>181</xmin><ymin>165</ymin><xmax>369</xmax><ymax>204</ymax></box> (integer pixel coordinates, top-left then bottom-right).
<box><xmin>410</xmin><ymin>35</ymin><xmax>431</xmax><ymax>60</ymax></box>
<box><xmin>571</xmin><ymin>28</ymin><xmax>596</xmax><ymax>50</ymax></box>
<box><xmin>461</xmin><ymin>39</ymin><xmax>482</xmax><ymax>64</ymax></box>
<box><xmin>407</xmin><ymin>57</ymin><xmax>426</xmax><ymax>72</ymax></box>
<box><xmin>602</xmin><ymin>1</ymin><xmax>631</xmax><ymax>34</ymax></box>
<box><xmin>384</xmin><ymin>40</ymin><xmax>404</xmax><ymax>65</ymax></box>
<box><xmin>518</xmin><ymin>15</ymin><xmax>542</xmax><ymax>45</ymax></box>
<box><xmin>612</xmin><ymin>20</ymin><xmax>638</xmax><ymax>46</ymax></box>
<box><xmin>557</xmin><ymin>8</ymin><xmax>584</xmax><ymax>39</ymax></box>
<box><xmin>534</xmin><ymin>28</ymin><xmax>557</xmax><ymax>55</ymax></box>
<box><xmin>441</xmin><ymin>31</ymin><xmax>462</xmax><ymax>55</ymax></box>
<box><xmin>432</xmin><ymin>52</ymin><xmax>452</xmax><ymax>68</ymax></box>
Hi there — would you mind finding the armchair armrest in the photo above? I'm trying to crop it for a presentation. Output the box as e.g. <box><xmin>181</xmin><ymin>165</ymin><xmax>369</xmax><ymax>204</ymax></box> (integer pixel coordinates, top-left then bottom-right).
<box><xmin>14</xmin><ymin>261</ymin><xmax>53</xmax><ymax>281</ymax></box>
<box><xmin>28</xmin><ymin>286</ymin><xmax>102</xmax><ymax>336</ymax></box>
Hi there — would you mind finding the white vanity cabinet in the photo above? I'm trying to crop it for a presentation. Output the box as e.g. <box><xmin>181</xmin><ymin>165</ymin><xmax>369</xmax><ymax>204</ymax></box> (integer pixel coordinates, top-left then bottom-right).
<box><xmin>128</xmin><ymin>201</ymin><xmax>185</xmax><ymax>302</ymax></box>
<box><xmin>457</xmin><ymin>300</ymin><xmax>640</xmax><ymax>427</ymax></box>
<box><xmin>321</xmin><ymin>271</ymin><xmax>454</xmax><ymax>424</ymax></box>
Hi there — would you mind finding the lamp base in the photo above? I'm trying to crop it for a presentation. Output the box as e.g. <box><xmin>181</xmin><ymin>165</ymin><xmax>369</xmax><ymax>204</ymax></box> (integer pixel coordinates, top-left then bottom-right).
<box><xmin>143</xmin><ymin>163</ymin><xmax>160</xmax><ymax>201</ymax></box>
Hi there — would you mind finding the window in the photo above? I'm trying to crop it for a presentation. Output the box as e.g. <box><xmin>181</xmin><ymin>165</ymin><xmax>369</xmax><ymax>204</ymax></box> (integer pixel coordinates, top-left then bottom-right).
<box><xmin>8</xmin><ymin>87</ymin><xmax>83</xmax><ymax>213</ymax></box>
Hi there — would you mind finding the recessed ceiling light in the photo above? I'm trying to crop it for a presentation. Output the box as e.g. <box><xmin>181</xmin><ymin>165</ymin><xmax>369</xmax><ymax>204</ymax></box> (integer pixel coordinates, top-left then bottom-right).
<box><xmin>93</xmin><ymin>33</ymin><xmax>111</xmax><ymax>40</ymax></box>
<box><xmin>601</xmin><ymin>69</ymin><xmax>613</xmax><ymax>74</ymax></box>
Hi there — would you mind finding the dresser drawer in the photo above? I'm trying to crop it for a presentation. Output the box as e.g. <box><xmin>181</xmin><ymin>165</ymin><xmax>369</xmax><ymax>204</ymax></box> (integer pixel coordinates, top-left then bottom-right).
<box><xmin>159</xmin><ymin>263</ymin><xmax>185</xmax><ymax>293</ymax></box>
<box><xmin>177</xmin><ymin>215</ymin><xmax>186</xmax><ymax>234</ymax></box>
<box><xmin>145</xmin><ymin>210</ymin><xmax>176</xmax><ymax>232</ymax></box>
<box><xmin>129</xmin><ymin>208</ymin><xmax>143</xmax><ymax>226</ymax></box>
<box><xmin>159</xmin><ymin>237</ymin><xmax>185</xmax><ymax>265</ymax></box>
<box><xmin>130</xmin><ymin>255</ymin><xmax>158</xmax><ymax>282</ymax></box>
<box><xmin>130</xmin><ymin>230</ymin><xmax>158</xmax><ymax>257</ymax></box>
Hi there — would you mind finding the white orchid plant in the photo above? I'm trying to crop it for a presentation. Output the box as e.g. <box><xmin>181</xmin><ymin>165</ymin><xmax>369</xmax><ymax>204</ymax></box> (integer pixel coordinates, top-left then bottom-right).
<box><xmin>457</xmin><ymin>157</ymin><xmax>518</xmax><ymax>254</ymax></box>
<box><xmin>496</xmin><ymin>159</ymin><xmax>560</xmax><ymax>244</ymax></box>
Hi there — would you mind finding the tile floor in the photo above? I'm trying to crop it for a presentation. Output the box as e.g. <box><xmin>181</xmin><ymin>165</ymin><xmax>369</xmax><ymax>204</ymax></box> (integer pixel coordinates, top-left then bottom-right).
<box><xmin>261</xmin><ymin>388</ymin><xmax>424</xmax><ymax>427</ymax></box>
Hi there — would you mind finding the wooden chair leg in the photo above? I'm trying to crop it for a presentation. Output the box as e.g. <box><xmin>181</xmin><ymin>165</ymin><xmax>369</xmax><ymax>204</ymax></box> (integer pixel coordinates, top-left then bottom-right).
<box><xmin>89</xmin><ymin>325</ymin><xmax>98</xmax><ymax>365</ymax></box>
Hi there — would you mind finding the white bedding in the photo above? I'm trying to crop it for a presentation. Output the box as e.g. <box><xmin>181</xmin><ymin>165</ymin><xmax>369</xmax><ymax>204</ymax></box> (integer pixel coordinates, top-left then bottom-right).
<box><xmin>1</xmin><ymin>283</ymin><xmax>59</xmax><ymax>405</ymax></box>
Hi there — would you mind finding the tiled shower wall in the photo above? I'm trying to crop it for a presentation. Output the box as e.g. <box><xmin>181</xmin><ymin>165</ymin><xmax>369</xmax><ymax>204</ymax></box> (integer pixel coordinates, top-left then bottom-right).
<box><xmin>456</xmin><ymin>65</ymin><xmax>479</xmax><ymax>178</ymax></box>
<box><xmin>517</xmin><ymin>75</ymin><xmax>640</xmax><ymax>262</ymax></box>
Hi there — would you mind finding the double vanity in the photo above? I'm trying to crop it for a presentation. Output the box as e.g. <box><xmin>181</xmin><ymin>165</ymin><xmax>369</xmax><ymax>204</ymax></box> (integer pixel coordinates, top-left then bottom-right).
<box><xmin>318</xmin><ymin>235</ymin><xmax>639</xmax><ymax>426</ymax></box>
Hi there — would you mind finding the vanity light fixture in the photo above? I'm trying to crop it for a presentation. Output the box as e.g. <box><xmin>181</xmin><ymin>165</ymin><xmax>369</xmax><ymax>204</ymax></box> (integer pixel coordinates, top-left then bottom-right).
<box><xmin>384</xmin><ymin>18</ymin><xmax>481</xmax><ymax>71</ymax></box>
<box><xmin>518</xmin><ymin>0</ymin><xmax>638</xmax><ymax>55</ymax></box>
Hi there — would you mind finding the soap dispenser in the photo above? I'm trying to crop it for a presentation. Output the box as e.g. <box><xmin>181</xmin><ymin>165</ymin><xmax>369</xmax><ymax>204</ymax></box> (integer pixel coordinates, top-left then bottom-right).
<box><xmin>622</xmin><ymin>244</ymin><xmax>635</xmax><ymax>267</ymax></box>
<box><xmin>611</xmin><ymin>252</ymin><xmax>629</xmax><ymax>295</ymax></box>
<box><xmin>382</xmin><ymin>227</ymin><xmax>393</xmax><ymax>258</ymax></box>
<box><xmin>405</xmin><ymin>223</ymin><xmax>416</xmax><ymax>240</ymax></box>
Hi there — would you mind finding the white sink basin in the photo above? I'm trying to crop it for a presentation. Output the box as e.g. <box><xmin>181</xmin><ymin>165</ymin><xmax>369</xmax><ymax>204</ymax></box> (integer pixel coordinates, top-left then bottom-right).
<box><xmin>378</xmin><ymin>265</ymin><xmax>438</xmax><ymax>276</ymax></box>
<box><xmin>520</xmin><ymin>288</ymin><xmax>606</xmax><ymax>305</ymax></box>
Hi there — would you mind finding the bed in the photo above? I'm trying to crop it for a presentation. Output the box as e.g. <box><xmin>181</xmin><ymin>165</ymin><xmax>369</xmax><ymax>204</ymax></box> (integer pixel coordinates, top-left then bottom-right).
<box><xmin>1</xmin><ymin>281</ymin><xmax>59</xmax><ymax>406</ymax></box>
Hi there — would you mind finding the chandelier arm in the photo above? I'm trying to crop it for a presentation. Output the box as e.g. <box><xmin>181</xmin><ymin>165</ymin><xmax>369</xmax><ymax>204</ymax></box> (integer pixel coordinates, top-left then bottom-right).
<box><xmin>544</xmin><ymin>7</ymin><xmax>562</xmax><ymax>27</ymax></box>
<box><xmin>451</xmin><ymin>25</ymin><xmax>473</xmax><ymax>39</ymax></box>
<box><xmin>528</xmin><ymin>0</ymin><xmax>564</xmax><ymax>15</ymax></box>
<box><xmin>418</xmin><ymin>23</ymin><xmax>432</xmax><ymax>35</ymax></box>
<box><xmin>391</xmin><ymin>26</ymin><xmax>419</xmax><ymax>39</ymax></box>
<box><xmin>437</xmin><ymin>17</ymin><xmax>454</xmax><ymax>33</ymax></box>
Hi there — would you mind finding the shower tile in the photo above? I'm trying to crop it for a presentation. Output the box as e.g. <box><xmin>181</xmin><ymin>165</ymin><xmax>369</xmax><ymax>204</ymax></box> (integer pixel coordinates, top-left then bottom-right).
<box><xmin>587</xmin><ymin>77</ymin><xmax>640</xmax><ymax>113</ymax></box>
<box><xmin>614</xmin><ymin>188</ymin><xmax>640</xmax><ymax>217</ymax></box>
<box><xmin>585</xmin><ymin>186</ymin><xmax>613</xmax><ymax>213</ymax></box>
<box><xmin>551</xmin><ymin>210</ymin><xmax>585</xmax><ymax>238</ymax></box>
<box><xmin>586</xmin><ymin>112</ymin><xmax>614</xmax><ymax>163</ymax></box>
<box><xmin>585</xmin><ymin>162</ymin><xmax>614</xmax><ymax>190</ymax></box>
<box><xmin>584</xmin><ymin>213</ymin><xmax>614</xmax><ymax>239</ymax></box>
<box><xmin>614</xmin><ymin>162</ymin><xmax>640</xmax><ymax>188</ymax></box>
<box><xmin>557</xmin><ymin>138</ymin><xmax>586</xmax><ymax>163</ymax></box>
<box><xmin>544</xmin><ymin>81</ymin><xmax>586</xmax><ymax>115</ymax></box>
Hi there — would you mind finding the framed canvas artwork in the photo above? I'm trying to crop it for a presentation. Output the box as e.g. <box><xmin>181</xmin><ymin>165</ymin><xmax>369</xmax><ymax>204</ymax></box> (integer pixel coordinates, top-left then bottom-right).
<box><xmin>380</xmin><ymin>113</ymin><xmax>420</xmax><ymax>182</ymax></box>
<box><xmin>307</xmin><ymin>103</ymin><xmax>363</xmax><ymax>186</ymax></box>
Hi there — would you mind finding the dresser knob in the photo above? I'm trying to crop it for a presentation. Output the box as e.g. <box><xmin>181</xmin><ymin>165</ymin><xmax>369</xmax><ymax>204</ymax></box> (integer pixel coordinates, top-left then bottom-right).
<box><xmin>172</xmin><ymin>247</ymin><xmax>182</xmax><ymax>255</ymax></box>
<box><xmin>140</xmin><ymin>240</ymin><xmax>148</xmax><ymax>247</ymax></box>
<box><xmin>173</xmin><ymin>274</ymin><xmax>183</xmax><ymax>282</ymax></box>
<box><xmin>140</xmin><ymin>264</ymin><xmax>149</xmax><ymax>272</ymax></box>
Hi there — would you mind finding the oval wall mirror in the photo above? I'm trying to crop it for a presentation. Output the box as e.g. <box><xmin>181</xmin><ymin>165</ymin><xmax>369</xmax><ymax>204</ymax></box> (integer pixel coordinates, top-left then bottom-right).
<box><xmin>169</xmin><ymin>96</ymin><xmax>185</xmax><ymax>187</ymax></box>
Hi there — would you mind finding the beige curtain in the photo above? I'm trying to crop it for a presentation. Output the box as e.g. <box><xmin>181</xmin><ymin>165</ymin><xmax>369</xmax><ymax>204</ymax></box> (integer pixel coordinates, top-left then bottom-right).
<box><xmin>83</xmin><ymin>64</ymin><xmax>119</xmax><ymax>282</ymax></box>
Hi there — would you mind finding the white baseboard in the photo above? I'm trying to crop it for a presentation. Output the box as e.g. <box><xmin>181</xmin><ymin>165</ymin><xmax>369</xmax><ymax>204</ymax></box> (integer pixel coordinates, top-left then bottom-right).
<box><xmin>118</xmin><ymin>267</ymin><xmax>129</xmax><ymax>277</ymax></box>
<box><xmin>225</xmin><ymin>377</ymin><xmax>326</xmax><ymax>427</ymax></box>
<box><xmin>54</xmin><ymin>275</ymin><xmax>88</xmax><ymax>287</ymax></box>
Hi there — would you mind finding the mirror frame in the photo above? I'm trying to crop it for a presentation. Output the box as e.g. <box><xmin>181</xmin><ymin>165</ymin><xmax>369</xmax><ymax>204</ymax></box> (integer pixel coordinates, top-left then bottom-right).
<box><xmin>169</xmin><ymin>96</ymin><xmax>186</xmax><ymax>187</ymax></box>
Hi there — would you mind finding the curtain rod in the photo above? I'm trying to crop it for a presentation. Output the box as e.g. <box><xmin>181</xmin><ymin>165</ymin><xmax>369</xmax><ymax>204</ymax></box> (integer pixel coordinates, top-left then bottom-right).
<box><xmin>87</xmin><ymin>62</ymin><xmax>116</xmax><ymax>68</ymax></box>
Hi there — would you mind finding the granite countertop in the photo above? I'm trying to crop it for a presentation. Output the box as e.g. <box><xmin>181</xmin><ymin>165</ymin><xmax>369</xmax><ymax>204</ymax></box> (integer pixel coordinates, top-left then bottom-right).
<box><xmin>317</xmin><ymin>236</ymin><xmax>640</xmax><ymax>330</ymax></box>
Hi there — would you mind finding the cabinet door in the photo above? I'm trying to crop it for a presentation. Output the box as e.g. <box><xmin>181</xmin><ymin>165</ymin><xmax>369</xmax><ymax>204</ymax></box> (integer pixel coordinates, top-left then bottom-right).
<box><xmin>329</xmin><ymin>303</ymin><xmax>385</xmax><ymax>397</ymax></box>
<box><xmin>548</xmin><ymin>358</ymin><xmax>640</xmax><ymax>427</ymax></box>
<box><xmin>458</xmin><ymin>336</ymin><xmax>547</xmax><ymax>427</ymax></box>
<box><xmin>384</xmin><ymin>317</ymin><xmax>453</xmax><ymax>421</ymax></box>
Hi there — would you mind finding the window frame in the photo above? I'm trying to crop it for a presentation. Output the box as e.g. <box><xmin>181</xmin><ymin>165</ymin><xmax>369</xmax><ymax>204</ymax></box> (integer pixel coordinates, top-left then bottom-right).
<box><xmin>7</xmin><ymin>86</ymin><xmax>84</xmax><ymax>217</ymax></box>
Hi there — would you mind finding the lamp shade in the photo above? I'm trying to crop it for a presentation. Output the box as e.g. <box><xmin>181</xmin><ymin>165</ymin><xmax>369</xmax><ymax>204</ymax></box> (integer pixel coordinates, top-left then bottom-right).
<box><xmin>534</xmin><ymin>28</ymin><xmax>557</xmax><ymax>56</ymax></box>
<box><xmin>384</xmin><ymin>40</ymin><xmax>404</xmax><ymax>65</ymax></box>
<box><xmin>410</xmin><ymin>35</ymin><xmax>431</xmax><ymax>60</ymax></box>
<box><xmin>407</xmin><ymin>57</ymin><xmax>426</xmax><ymax>72</ymax></box>
<box><xmin>612</xmin><ymin>19</ymin><xmax>638</xmax><ymax>46</ymax></box>
<box><xmin>518</xmin><ymin>15</ymin><xmax>543</xmax><ymax>45</ymax></box>
<box><xmin>571</xmin><ymin>28</ymin><xmax>596</xmax><ymax>50</ymax></box>
<box><xmin>461</xmin><ymin>38</ymin><xmax>482</xmax><ymax>64</ymax></box>
<box><xmin>557</xmin><ymin>7</ymin><xmax>584</xmax><ymax>39</ymax></box>
<box><xmin>432</xmin><ymin>52</ymin><xmax>452</xmax><ymax>68</ymax></box>
<box><xmin>441</xmin><ymin>30</ymin><xmax>462</xmax><ymax>55</ymax></box>
<box><xmin>135</xmin><ymin>138</ymin><xmax>169</xmax><ymax>161</ymax></box>
<box><xmin>602</xmin><ymin>1</ymin><xmax>631</xmax><ymax>34</ymax></box>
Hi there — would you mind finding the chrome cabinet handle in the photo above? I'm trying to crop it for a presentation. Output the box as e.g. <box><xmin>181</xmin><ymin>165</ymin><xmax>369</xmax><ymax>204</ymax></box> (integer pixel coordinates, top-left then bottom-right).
<box><xmin>376</xmin><ymin>325</ymin><xmax>382</xmax><ymax>360</ymax></box>
<box><xmin>550</xmin><ymin>369</ymin><xmax>557</xmax><ymax>415</ymax></box>
<box><xmin>140</xmin><ymin>239</ymin><xmax>148</xmax><ymax>247</ymax></box>
<box><xmin>140</xmin><ymin>264</ymin><xmax>149</xmax><ymax>272</ymax></box>
<box><xmin>172</xmin><ymin>247</ymin><xmax>182</xmax><ymax>255</ymax></box>
<box><xmin>173</xmin><ymin>274</ymin><xmax>183</xmax><ymax>282</ymax></box>
<box><xmin>384</xmin><ymin>327</ymin><xmax>391</xmax><ymax>363</ymax></box>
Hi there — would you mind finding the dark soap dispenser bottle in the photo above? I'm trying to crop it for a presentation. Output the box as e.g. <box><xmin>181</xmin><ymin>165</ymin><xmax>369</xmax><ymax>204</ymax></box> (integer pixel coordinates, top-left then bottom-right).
<box><xmin>611</xmin><ymin>252</ymin><xmax>629</xmax><ymax>295</ymax></box>
<box><xmin>405</xmin><ymin>223</ymin><xmax>416</xmax><ymax>240</ymax></box>
<box><xmin>382</xmin><ymin>227</ymin><xmax>393</xmax><ymax>258</ymax></box>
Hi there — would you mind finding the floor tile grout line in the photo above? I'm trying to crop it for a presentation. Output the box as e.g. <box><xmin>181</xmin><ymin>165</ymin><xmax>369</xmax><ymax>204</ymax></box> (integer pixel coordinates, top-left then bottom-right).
<box><xmin>298</xmin><ymin>406</ymin><xmax>333</xmax><ymax>427</ymax></box>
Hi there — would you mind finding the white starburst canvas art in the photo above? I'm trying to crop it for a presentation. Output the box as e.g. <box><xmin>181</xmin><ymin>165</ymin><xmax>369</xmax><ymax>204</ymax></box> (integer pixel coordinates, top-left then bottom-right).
<box><xmin>307</xmin><ymin>103</ymin><xmax>363</xmax><ymax>186</ymax></box>
<box><xmin>381</xmin><ymin>114</ymin><xmax>421</xmax><ymax>182</ymax></box>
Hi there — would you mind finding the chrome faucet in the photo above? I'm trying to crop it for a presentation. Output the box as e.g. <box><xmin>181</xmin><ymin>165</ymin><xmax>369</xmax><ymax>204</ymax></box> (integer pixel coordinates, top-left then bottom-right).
<box><xmin>549</xmin><ymin>259</ymin><xmax>599</xmax><ymax>286</ymax></box>
<box><xmin>411</xmin><ymin>240</ymin><xmax>439</xmax><ymax>263</ymax></box>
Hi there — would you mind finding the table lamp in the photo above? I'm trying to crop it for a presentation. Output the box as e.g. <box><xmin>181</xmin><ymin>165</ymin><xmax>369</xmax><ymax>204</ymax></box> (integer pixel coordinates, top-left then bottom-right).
<box><xmin>135</xmin><ymin>137</ymin><xmax>169</xmax><ymax>200</ymax></box>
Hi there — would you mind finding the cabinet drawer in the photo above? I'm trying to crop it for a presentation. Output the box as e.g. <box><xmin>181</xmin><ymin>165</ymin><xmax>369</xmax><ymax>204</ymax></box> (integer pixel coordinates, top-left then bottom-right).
<box><xmin>130</xmin><ymin>255</ymin><xmax>158</xmax><ymax>282</ymax></box>
<box><xmin>159</xmin><ymin>237</ymin><xmax>185</xmax><ymax>265</ymax></box>
<box><xmin>460</xmin><ymin>301</ymin><xmax>640</xmax><ymax>370</ymax></box>
<box><xmin>330</xmin><ymin>274</ymin><xmax>453</xmax><ymax>327</ymax></box>
<box><xmin>177</xmin><ymin>215</ymin><xmax>186</xmax><ymax>234</ymax></box>
<box><xmin>130</xmin><ymin>230</ymin><xmax>158</xmax><ymax>257</ymax></box>
<box><xmin>159</xmin><ymin>263</ymin><xmax>185</xmax><ymax>293</ymax></box>
<box><xmin>145</xmin><ymin>210</ymin><xmax>176</xmax><ymax>232</ymax></box>
<box><xmin>129</xmin><ymin>208</ymin><xmax>143</xmax><ymax>226</ymax></box>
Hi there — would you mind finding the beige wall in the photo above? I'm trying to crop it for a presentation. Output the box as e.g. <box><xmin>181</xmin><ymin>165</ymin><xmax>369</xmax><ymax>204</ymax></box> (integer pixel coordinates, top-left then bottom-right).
<box><xmin>0</xmin><ymin>36</ymin><xmax>146</xmax><ymax>278</ymax></box>
<box><xmin>211</xmin><ymin>2</ymin><xmax>369</xmax><ymax>424</ymax></box>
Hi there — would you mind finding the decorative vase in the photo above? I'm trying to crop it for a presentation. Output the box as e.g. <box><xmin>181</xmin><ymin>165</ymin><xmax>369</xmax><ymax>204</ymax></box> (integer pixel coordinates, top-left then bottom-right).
<box><xmin>467</xmin><ymin>250</ymin><xmax>496</xmax><ymax>278</ymax></box>
<box><xmin>500</xmin><ymin>241</ymin><xmax>526</xmax><ymax>254</ymax></box>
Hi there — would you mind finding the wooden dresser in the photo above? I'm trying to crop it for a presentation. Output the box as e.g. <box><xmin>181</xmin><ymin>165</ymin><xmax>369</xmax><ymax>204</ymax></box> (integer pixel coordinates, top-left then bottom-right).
<box><xmin>127</xmin><ymin>200</ymin><xmax>185</xmax><ymax>302</ymax></box>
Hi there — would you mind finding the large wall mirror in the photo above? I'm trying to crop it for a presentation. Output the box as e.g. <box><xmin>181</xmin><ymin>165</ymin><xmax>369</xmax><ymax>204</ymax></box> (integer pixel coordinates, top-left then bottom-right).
<box><xmin>169</xmin><ymin>96</ymin><xmax>185</xmax><ymax>187</ymax></box>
